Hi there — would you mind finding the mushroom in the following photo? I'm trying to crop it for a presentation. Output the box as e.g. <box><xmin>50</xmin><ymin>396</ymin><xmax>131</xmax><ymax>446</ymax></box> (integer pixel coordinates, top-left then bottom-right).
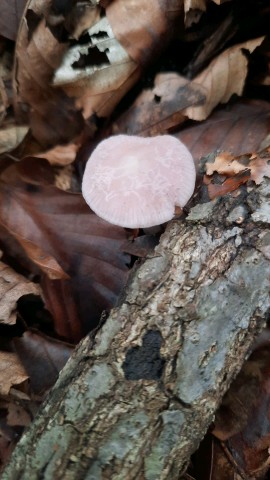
<box><xmin>82</xmin><ymin>135</ymin><xmax>196</xmax><ymax>228</ymax></box>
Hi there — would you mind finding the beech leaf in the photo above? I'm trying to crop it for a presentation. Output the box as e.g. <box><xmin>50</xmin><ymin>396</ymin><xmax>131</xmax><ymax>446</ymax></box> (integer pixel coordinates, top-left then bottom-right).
<box><xmin>0</xmin><ymin>352</ymin><xmax>29</xmax><ymax>397</ymax></box>
<box><xmin>184</xmin><ymin>36</ymin><xmax>265</xmax><ymax>121</ymax></box>
<box><xmin>206</xmin><ymin>150</ymin><xmax>270</xmax><ymax>185</ymax></box>
<box><xmin>0</xmin><ymin>0</ymin><xmax>27</xmax><ymax>41</ymax></box>
<box><xmin>0</xmin><ymin>260</ymin><xmax>41</xmax><ymax>325</ymax></box>
<box><xmin>0</xmin><ymin>178</ymin><xmax>130</xmax><ymax>340</ymax></box>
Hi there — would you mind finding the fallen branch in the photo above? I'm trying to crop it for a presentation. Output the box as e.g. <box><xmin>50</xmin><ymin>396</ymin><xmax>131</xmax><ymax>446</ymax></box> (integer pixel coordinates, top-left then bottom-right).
<box><xmin>2</xmin><ymin>178</ymin><xmax>270</xmax><ymax>479</ymax></box>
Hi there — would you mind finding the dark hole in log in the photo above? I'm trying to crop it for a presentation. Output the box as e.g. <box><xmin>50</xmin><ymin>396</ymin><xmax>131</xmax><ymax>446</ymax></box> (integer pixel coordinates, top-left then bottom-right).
<box><xmin>122</xmin><ymin>330</ymin><xmax>165</xmax><ymax>380</ymax></box>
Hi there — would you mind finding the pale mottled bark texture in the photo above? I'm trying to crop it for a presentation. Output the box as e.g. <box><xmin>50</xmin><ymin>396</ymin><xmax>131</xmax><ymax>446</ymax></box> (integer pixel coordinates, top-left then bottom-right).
<box><xmin>2</xmin><ymin>179</ymin><xmax>270</xmax><ymax>480</ymax></box>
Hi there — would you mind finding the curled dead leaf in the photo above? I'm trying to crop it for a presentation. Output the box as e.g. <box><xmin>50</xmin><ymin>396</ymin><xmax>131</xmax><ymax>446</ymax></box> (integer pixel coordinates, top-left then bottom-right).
<box><xmin>113</xmin><ymin>72</ymin><xmax>205</xmax><ymax>136</ymax></box>
<box><xmin>185</xmin><ymin>36</ymin><xmax>265</xmax><ymax>121</ymax></box>
<box><xmin>0</xmin><ymin>351</ymin><xmax>29</xmax><ymax>397</ymax></box>
<box><xmin>0</xmin><ymin>260</ymin><xmax>41</xmax><ymax>325</ymax></box>
<box><xmin>5</xmin><ymin>235</ymin><xmax>70</xmax><ymax>281</ymax></box>
<box><xmin>206</xmin><ymin>150</ymin><xmax>270</xmax><ymax>185</ymax></box>
<box><xmin>14</xmin><ymin>11</ymin><xmax>84</xmax><ymax>146</ymax></box>
<box><xmin>53</xmin><ymin>15</ymin><xmax>140</xmax><ymax>119</ymax></box>
<box><xmin>53</xmin><ymin>0</ymin><xmax>182</xmax><ymax>121</ymax></box>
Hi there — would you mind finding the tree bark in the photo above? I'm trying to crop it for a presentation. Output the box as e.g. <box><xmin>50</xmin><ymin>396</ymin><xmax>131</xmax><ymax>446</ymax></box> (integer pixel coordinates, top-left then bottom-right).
<box><xmin>2</xmin><ymin>179</ymin><xmax>270</xmax><ymax>480</ymax></box>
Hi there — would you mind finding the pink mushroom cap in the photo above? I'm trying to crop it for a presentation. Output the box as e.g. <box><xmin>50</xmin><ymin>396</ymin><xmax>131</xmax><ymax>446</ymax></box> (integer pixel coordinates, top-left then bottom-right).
<box><xmin>82</xmin><ymin>135</ymin><xmax>196</xmax><ymax>228</ymax></box>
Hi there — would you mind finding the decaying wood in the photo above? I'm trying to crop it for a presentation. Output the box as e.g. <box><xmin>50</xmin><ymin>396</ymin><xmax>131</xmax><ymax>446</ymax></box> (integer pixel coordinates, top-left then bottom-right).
<box><xmin>2</xmin><ymin>178</ymin><xmax>270</xmax><ymax>480</ymax></box>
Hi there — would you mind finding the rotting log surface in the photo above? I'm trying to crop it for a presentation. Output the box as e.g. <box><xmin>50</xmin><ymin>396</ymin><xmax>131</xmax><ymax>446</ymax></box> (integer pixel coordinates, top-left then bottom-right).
<box><xmin>2</xmin><ymin>179</ymin><xmax>270</xmax><ymax>480</ymax></box>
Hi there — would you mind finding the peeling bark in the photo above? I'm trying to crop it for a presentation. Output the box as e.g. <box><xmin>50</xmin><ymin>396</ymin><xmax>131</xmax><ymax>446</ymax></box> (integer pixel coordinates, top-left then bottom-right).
<box><xmin>2</xmin><ymin>179</ymin><xmax>270</xmax><ymax>480</ymax></box>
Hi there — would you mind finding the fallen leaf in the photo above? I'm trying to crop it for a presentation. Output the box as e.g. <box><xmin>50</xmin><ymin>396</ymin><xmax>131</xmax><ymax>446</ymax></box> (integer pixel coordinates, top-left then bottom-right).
<box><xmin>206</xmin><ymin>152</ymin><xmax>245</xmax><ymax>176</ymax></box>
<box><xmin>0</xmin><ymin>126</ymin><xmax>28</xmax><ymax>155</ymax></box>
<box><xmin>106</xmin><ymin>0</ymin><xmax>181</xmax><ymax>66</ymax></box>
<box><xmin>0</xmin><ymin>177</ymin><xmax>130</xmax><ymax>341</ymax></box>
<box><xmin>206</xmin><ymin>170</ymin><xmax>251</xmax><ymax>200</ymax></box>
<box><xmin>4</xmin><ymin>401</ymin><xmax>31</xmax><ymax>427</ymax></box>
<box><xmin>32</xmin><ymin>142</ymin><xmax>79</xmax><ymax>166</ymax></box>
<box><xmin>53</xmin><ymin>15</ymin><xmax>140</xmax><ymax>120</ymax></box>
<box><xmin>0</xmin><ymin>422</ymin><xmax>19</xmax><ymax>470</ymax></box>
<box><xmin>249</xmin><ymin>155</ymin><xmax>270</xmax><ymax>184</ymax></box>
<box><xmin>0</xmin><ymin>0</ymin><xmax>27</xmax><ymax>41</ymax></box>
<box><xmin>13</xmin><ymin>331</ymin><xmax>73</xmax><ymax>394</ymax></box>
<box><xmin>184</xmin><ymin>36</ymin><xmax>265</xmax><ymax>121</ymax></box>
<box><xmin>0</xmin><ymin>260</ymin><xmax>40</xmax><ymax>325</ymax></box>
<box><xmin>206</xmin><ymin>150</ymin><xmax>270</xmax><ymax>185</ymax></box>
<box><xmin>53</xmin><ymin>0</ymin><xmax>182</xmax><ymax>121</ymax></box>
<box><xmin>54</xmin><ymin>165</ymin><xmax>74</xmax><ymax>192</ymax></box>
<box><xmin>7</xmin><ymin>236</ymin><xmax>70</xmax><ymax>281</ymax></box>
<box><xmin>184</xmin><ymin>0</ymin><xmax>207</xmax><ymax>27</ymax></box>
<box><xmin>177</xmin><ymin>100</ymin><xmax>270</xmax><ymax>164</ymax></box>
<box><xmin>14</xmin><ymin>8</ymin><xmax>84</xmax><ymax>147</ymax></box>
<box><xmin>213</xmin><ymin>346</ymin><xmax>270</xmax><ymax>478</ymax></box>
<box><xmin>112</xmin><ymin>73</ymin><xmax>205</xmax><ymax>136</ymax></box>
<box><xmin>0</xmin><ymin>352</ymin><xmax>29</xmax><ymax>397</ymax></box>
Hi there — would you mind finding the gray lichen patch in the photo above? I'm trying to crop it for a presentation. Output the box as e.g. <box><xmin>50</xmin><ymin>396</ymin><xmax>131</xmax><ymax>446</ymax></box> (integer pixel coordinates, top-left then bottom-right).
<box><xmin>94</xmin><ymin>311</ymin><xmax>124</xmax><ymax>356</ymax></box>
<box><xmin>175</xmin><ymin>249</ymin><xmax>270</xmax><ymax>404</ymax></box>
<box><xmin>226</xmin><ymin>205</ymin><xmax>248</xmax><ymax>224</ymax></box>
<box><xmin>85</xmin><ymin>412</ymin><xmax>150</xmax><ymax>480</ymax></box>
<box><xmin>251</xmin><ymin>200</ymin><xmax>270</xmax><ymax>224</ymax></box>
<box><xmin>63</xmin><ymin>363</ymin><xmax>115</xmax><ymax>423</ymax></box>
<box><xmin>187</xmin><ymin>200</ymin><xmax>218</xmax><ymax>222</ymax></box>
<box><xmin>125</xmin><ymin>255</ymin><xmax>171</xmax><ymax>306</ymax></box>
<box><xmin>248</xmin><ymin>179</ymin><xmax>270</xmax><ymax>224</ymax></box>
<box><xmin>144</xmin><ymin>410</ymin><xmax>185</xmax><ymax>480</ymax></box>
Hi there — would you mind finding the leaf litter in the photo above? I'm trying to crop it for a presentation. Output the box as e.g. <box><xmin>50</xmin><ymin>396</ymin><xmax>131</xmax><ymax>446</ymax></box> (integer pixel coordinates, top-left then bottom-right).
<box><xmin>0</xmin><ymin>0</ymin><xmax>270</xmax><ymax>473</ymax></box>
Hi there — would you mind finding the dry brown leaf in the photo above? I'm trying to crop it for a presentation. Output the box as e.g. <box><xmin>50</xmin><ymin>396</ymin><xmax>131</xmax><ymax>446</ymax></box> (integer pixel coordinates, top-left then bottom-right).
<box><xmin>184</xmin><ymin>36</ymin><xmax>265</xmax><ymax>121</ymax></box>
<box><xmin>0</xmin><ymin>352</ymin><xmax>29</xmax><ymax>397</ymax></box>
<box><xmin>113</xmin><ymin>73</ymin><xmax>205</xmax><ymax>136</ymax></box>
<box><xmin>0</xmin><ymin>260</ymin><xmax>40</xmax><ymax>325</ymax></box>
<box><xmin>14</xmin><ymin>8</ymin><xmax>84</xmax><ymax>147</ymax></box>
<box><xmin>213</xmin><ymin>346</ymin><xmax>270</xmax><ymax>479</ymax></box>
<box><xmin>206</xmin><ymin>150</ymin><xmax>270</xmax><ymax>185</ymax></box>
<box><xmin>177</xmin><ymin>99</ymin><xmax>270</xmax><ymax>164</ymax></box>
<box><xmin>14</xmin><ymin>157</ymin><xmax>55</xmax><ymax>185</ymax></box>
<box><xmin>184</xmin><ymin>0</ymin><xmax>207</xmax><ymax>27</ymax></box>
<box><xmin>3</xmin><ymin>401</ymin><xmax>31</xmax><ymax>427</ymax></box>
<box><xmin>54</xmin><ymin>165</ymin><xmax>73</xmax><ymax>191</ymax></box>
<box><xmin>0</xmin><ymin>126</ymin><xmax>28</xmax><ymax>154</ymax></box>
<box><xmin>0</xmin><ymin>0</ymin><xmax>27</xmax><ymax>41</ymax></box>
<box><xmin>206</xmin><ymin>170</ymin><xmax>251</xmax><ymax>200</ymax></box>
<box><xmin>53</xmin><ymin>0</ymin><xmax>182</xmax><ymax>121</ymax></box>
<box><xmin>185</xmin><ymin>12</ymin><xmax>236</xmax><ymax>79</ymax></box>
<box><xmin>32</xmin><ymin>143</ymin><xmax>79</xmax><ymax>166</ymax></box>
<box><xmin>13</xmin><ymin>331</ymin><xmax>73</xmax><ymax>394</ymax></box>
<box><xmin>206</xmin><ymin>152</ymin><xmax>245</xmax><ymax>176</ymax></box>
<box><xmin>53</xmin><ymin>15</ymin><xmax>140</xmax><ymax>120</ymax></box>
<box><xmin>8</xmin><ymin>236</ymin><xmax>70</xmax><ymax>281</ymax></box>
<box><xmin>249</xmin><ymin>155</ymin><xmax>270</xmax><ymax>184</ymax></box>
<box><xmin>106</xmin><ymin>0</ymin><xmax>182</xmax><ymax>66</ymax></box>
<box><xmin>0</xmin><ymin>177</ymin><xmax>130</xmax><ymax>340</ymax></box>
